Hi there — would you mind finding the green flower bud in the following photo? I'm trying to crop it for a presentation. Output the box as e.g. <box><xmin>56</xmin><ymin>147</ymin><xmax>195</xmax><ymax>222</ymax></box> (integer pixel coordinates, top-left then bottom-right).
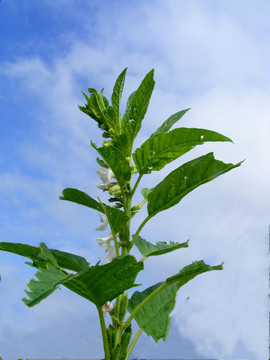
<box><xmin>108</xmin><ymin>184</ymin><xmax>121</xmax><ymax>196</ymax></box>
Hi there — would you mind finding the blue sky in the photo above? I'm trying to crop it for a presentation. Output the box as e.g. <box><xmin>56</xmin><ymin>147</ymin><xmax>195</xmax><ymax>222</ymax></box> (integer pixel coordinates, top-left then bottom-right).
<box><xmin>0</xmin><ymin>1</ymin><xmax>269</xmax><ymax>359</ymax></box>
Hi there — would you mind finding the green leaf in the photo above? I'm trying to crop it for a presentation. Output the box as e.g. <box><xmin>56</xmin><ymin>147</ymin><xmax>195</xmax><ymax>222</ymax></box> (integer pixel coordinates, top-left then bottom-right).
<box><xmin>150</xmin><ymin>108</ymin><xmax>191</xmax><ymax>136</ymax></box>
<box><xmin>39</xmin><ymin>242</ymin><xmax>58</xmax><ymax>267</ymax></box>
<box><xmin>60</xmin><ymin>188</ymin><xmax>103</xmax><ymax>211</ymax></box>
<box><xmin>127</xmin><ymin>260</ymin><xmax>223</xmax><ymax>342</ymax></box>
<box><xmin>141</xmin><ymin>187</ymin><xmax>153</xmax><ymax>199</ymax></box>
<box><xmin>121</xmin><ymin>91</ymin><xmax>136</xmax><ymax>130</ymax></box>
<box><xmin>122</xmin><ymin>69</ymin><xmax>155</xmax><ymax>149</ymax></box>
<box><xmin>64</xmin><ymin>255</ymin><xmax>143</xmax><ymax>306</ymax></box>
<box><xmin>147</xmin><ymin>152</ymin><xmax>243</xmax><ymax>217</ymax></box>
<box><xmin>119</xmin><ymin>324</ymin><xmax>132</xmax><ymax>360</ymax></box>
<box><xmin>133</xmin><ymin>128</ymin><xmax>233</xmax><ymax>174</ymax></box>
<box><xmin>91</xmin><ymin>142</ymin><xmax>132</xmax><ymax>184</ymax></box>
<box><xmin>60</xmin><ymin>188</ymin><xmax>129</xmax><ymax>234</ymax></box>
<box><xmin>111</xmin><ymin>68</ymin><xmax>127</xmax><ymax>124</ymax></box>
<box><xmin>166</xmin><ymin>260</ymin><xmax>223</xmax><ymax>286</ymax></box>
<box><xmin>23</xmin><ymin>264</ymin><xmax>71</xmax><ymax>307</ymax></box>
<box><xmin>0</xmin><ymin>242</ymin><xmax>89</xmax><ymax>272</ymax></box>
<box><xmin>135</xmin><ymin>235</ymin><xmax>189</xmax><ymax>258</ymax></box>
<box><xmin>96</xmin><ymin>157</ymin><xmax>109</xmax><ymax>168</ymax></box>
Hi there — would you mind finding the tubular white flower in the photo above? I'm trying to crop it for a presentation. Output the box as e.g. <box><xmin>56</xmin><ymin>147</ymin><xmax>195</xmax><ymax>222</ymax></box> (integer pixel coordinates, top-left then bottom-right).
<box><xmin>100</xmin><ymin>245</ymin><xmax>116</xmax><ymax>263</ymax></box>
<box><xmin>96</xmin><ymin>233</ymin><xmax>113</xmax><ymax>252</ymax></box>
<box><xmin>96</xmin><ymin>167</ymin><xmax>114</xmax><ymax>190</ymax></box>
<box><xmin>102</xmin><ymin>301</ymin><xmax>114</xmax><ymax>316</ymax></box>
<box><xmin>96</xmin><ymin>213</ymin><xmax>108</xmax><ymax>231</ymax></box>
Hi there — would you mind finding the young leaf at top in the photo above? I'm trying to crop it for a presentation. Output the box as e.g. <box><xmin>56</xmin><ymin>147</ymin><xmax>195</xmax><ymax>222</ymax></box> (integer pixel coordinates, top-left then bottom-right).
<box><xmin>127</xmin><ymin>260</ymin><xmax>223</xmax><ymax>342</ymax></box>
<box><xmin>135</xmin><ymin>235</ymin><xmax>189</xmax><ymax>259</ymax></box>
<box><xmin>111</xmin><ymin>68</ymin><xmax>127</xmax><ymax>125</ymax></box>
<box><xmin>150</xmin><ymin>108</ymin><xmax>191</xmax><ymax>137</ymax></box>
<box><xmin>121</xmin><ymin>69</ymin><xmax>155</xmax><ymax>154</ymax></box>
<box><xmin>147</xmin><ymin>152</ymin><xmax>243</xmax><ymax>217</ymax></box>
<box><xmin>133</xmin><ymin>127</ymin><xmax>233</xmax><ymax>175</ymax></box>
<box><xmin>60</xmin><ymin>188</ymin><xmax>129</xmax><ymax>234</ymax></box>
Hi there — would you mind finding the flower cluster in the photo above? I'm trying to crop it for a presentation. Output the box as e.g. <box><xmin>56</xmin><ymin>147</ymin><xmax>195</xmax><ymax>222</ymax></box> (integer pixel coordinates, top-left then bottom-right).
<box><xmin>96</xmin><ymin>167</ymin><xmax>118</xmax><ymax>263</ymax></box>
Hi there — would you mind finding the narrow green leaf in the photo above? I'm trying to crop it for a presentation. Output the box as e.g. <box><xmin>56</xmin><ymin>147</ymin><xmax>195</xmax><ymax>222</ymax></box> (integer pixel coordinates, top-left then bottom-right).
<box><xmin>23</xmin><ymin>264</ymin><xmax>71</xmax><ymax>307</ymax></box>
<box><xmin>151</xmin><ymin>108</ymin><xmax>191</xmax><ymax>136</ymax></box>
<box><xmin>135</xmin><ymin>235</ymin><xmax>189</xmax><ymax>258</ymax></box>
<box><xmin>133</xmin><ymin>128</ymin><xmax>233</xmax><ymax>174</ymax></box>
<box><xmin>122</xmin><ymin>91</ymin><xmax>136</xmax><ymax>130</ymax></box>
<box><xmin>60</xmin><ymin>188</ymin><xmax>103</xmax><ymax>211</ymax></box>
<box><xmin>59</xmin><ymin>188</ymin><xmax>129</xmax><ymax>234</ymax></box>
<box><xmin>64</xmin><ymin>255</ymin><xmax>143</xmax><ymax>306</ymax></box>
<box><xmin>148</xmin><ymin>152</ymin><xmax>243</xmax><ymax>217</ymax></box>
<box><xmin>0</xmin><ymin>242</ymin><xmax>89</xmax><ymax>272</ymax></box>
<box><xmin>96</xmin><ymin>157</ymin><xmax>109</xmax><ymax>168</ymax></box>
<box><xmin>119</xmin><ymin>324</ymin><xmax>132</xmax><ymax>360</ymax></box>
<box><xmin>122</xmin><ymin>69</ymin><xmax>155</xmax><ymax>149</ymax></box>
<box><xmin>111</xmin><ymin>68</ymin><xmax>127</xmax><ymax>123</ymax></box>
<box><xmin>127</xmin><ymin>260</ymin><xmax>223</xmax><ymax>342</ymax></box>
<box><xmin>91</xmin><ymin>142</ymin><xmax>132</xmax><ymax>184</ymax></box>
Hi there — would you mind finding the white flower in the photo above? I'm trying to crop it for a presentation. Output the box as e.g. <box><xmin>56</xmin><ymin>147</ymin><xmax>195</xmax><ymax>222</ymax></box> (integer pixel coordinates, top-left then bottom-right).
<box><xmin>102</xmin><ymin>301</ymin><xmax>114</xmax><ymax>316</ymax></box>
<box><xmin>96</xmin><ymin>213</ymin><xmax>108</xmax><ymax>231</ymax></box>
<box><xmin>96</xmin><ymin>233</ymin><xmax>113</xmax><ymax>252</ymax></box>
<box><xmin>96</xmin><ymin>167</ymin><xmax>114</xmax><ymax>190</ymax></box>
<box><xmin>100</xmin><ymin>245</ymin><xmax>116</xmax><ymax>263</ymax></box>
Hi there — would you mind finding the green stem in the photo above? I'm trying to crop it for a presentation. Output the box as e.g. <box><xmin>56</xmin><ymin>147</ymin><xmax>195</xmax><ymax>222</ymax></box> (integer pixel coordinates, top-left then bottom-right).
<box><xmin>128</xmin><ymin>215</ymin><xmax>152</xmax><ymax>250</ymax></box>
<box><xmin>126</xmin><ymin>328</ymin><xmax>143</xmax><ymax>360</ymax></box>
<box><xmin>122</xmin><ymin>282</ymin><xmax>167</xmax><ymax>332</ymax></box>
<box><xmin>131</xmin><ymin>173</ymin><xmax>143</xmax><ymax>196</ymax></box>
<box><xmin>97</xmin><ymin>305</ymin><xmax>110</xmax><ymax>360</ymax></box>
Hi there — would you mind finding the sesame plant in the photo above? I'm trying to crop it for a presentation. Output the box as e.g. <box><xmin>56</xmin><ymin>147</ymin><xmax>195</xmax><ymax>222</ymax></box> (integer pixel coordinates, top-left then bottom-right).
<box><xmin>0</xmin><ymin>69</ymin><xmax>242</xmax><ymax>360</ymax></box>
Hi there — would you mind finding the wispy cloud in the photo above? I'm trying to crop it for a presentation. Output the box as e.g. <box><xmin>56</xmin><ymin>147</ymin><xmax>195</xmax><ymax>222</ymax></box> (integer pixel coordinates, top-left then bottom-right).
<box><xmin>0</xmin><ymin>1</ymin><xmax>269</xmax><ymax>359</ymax></box>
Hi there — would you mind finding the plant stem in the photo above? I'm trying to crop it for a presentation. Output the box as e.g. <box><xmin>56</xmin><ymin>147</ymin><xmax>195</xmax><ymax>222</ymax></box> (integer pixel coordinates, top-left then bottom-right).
<box><xmin>131</xmin><ymin>173</ymin><xmax>143</xmax><ymax>196</ymax></box>
<box><xmin>128</xmin><ymin>215</ymin><xmax>151</xmax><ymax>250</ymax></box>
<box><xmin>97</xmin><ymin>305</ymin><xmax>110</xmax><ymax>360</ymax></box>
<box><xmin>126</xmin><ymin>328</ymin><xmax>143</xmax><ymax>360</ymax></box>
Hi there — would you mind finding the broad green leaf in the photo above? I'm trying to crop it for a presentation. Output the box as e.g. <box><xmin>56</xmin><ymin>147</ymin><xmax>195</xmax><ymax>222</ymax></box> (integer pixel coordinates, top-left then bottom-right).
<box><xmin>23</xmin><ymin>264</ymin><xmax>71</xmax><ymax>307</ymax></box>
<box><xmin>147</xmin><ymin>152</ymin><xmax>243</xmax><ymax>217</ymax></box>
<box><xmin>0</xmin><ymin>242</ymin><xmax>89</xmax><ymax>272</ymax></box>
<box><xmin>166</xmin><ymin>259</ymin><xmax>223</xmax><ymax>286</ymax></box>
<box><xmin>64</xmin><ymin>255</ymin><xmax>143</xmax><ymax>306</ymax></box>
<box><xmin>122</xmin><ymin>70</ymin><xmax>155</xmax><ymax>151</ymax></box>
<box><xmin>133</xmin><ymin>128</ymin><xmax>233</xmax><ymax>174</ymax></box>
<box><xmin>111</xmin><ymin>68</ymin><xmax>127</xmax><ymax>124</ymax></box>
<box><xmin>150</xmin><ymin>108</ymin><xmax>191</xmax><ymax>136</ymax></box>
<box><xmin>60</xmin><ymin>188</ymin><xmax>129</xmax><ymax>234</ymax></box>
<box><xmin>91</xmin><ymin>142</ymin><xmax>132</xmax><ymax>184</ymax></box>
<box><xmin>135</xmin><ymin>235</ymin><xmax>189</xmax><ymax>258</ymax></box>
<box><xmin>127</xmin><ymin>260</ymin><xmax>223</xmax><ymax>342</ymax></box>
